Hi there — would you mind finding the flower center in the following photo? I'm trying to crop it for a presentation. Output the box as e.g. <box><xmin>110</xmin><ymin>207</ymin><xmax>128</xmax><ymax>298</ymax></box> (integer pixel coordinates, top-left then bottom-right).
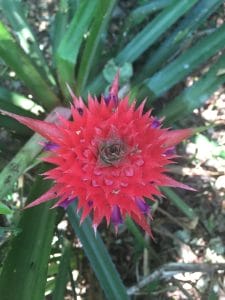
<box><xmin>99</xmin><ymin>139</ymin><xmax>125</xmax><ymax>165</ymax></box>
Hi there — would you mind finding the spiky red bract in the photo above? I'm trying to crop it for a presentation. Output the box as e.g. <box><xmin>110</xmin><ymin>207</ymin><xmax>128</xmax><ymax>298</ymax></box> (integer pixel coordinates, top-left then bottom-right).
<box><xmin>0</xmin><ymin>75</ymin><xmax>194</xmax><ymax>236</ymax></box>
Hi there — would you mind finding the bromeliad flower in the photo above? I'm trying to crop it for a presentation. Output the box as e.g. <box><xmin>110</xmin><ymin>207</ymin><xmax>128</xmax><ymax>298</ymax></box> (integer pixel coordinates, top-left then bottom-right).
<box><xmin>0</xmin><ymin>74</ymin><xmax>194</xmax><ymax>236</ymax></box>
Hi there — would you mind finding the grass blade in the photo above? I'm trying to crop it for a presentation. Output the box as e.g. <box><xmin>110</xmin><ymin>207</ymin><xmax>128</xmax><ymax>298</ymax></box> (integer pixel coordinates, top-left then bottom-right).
<box><xmin>1</xmin><ymin>0</ymin><xmax>56</xmax><ymax>86</ymax></box>
<box><xmin>0</xmin><ymin>21</ymin><xmax>59</xmax><ymax>110</ymax></box>
<box><xmin>0</xmin><ymin>170</ymin><xmax>57</xmax><ymax>300</ymax></box>
<box><xmin>144</xmin><ymin>23</ymin><xmax>225</xmax><ymax>98</ymax></box>
<box><xmin>67</xmin><ymin>203</ymin><xmax>129</xmax><ymax>300</ymax></box>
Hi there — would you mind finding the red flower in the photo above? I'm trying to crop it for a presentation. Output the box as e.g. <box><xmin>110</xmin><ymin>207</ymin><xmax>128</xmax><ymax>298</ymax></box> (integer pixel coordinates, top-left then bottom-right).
<box><xmin>0</xmin><ymin>74</ymin><xmax>194</xmax><ymax>236</ymax></box>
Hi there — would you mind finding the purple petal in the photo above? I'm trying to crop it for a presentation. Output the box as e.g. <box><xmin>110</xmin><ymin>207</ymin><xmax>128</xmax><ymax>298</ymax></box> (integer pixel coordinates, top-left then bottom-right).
<box><xmin>151</xmin><ymin>118</ymin><xmax>161</xmax><ymax>128</ymax></box>
<box><xmin>111</xmin><ymin>205</ymin><xmax>123</xmax><ymax>225</ymax></box>
<box><xmin>77</xmin><ymin>107</ymin><xmax>83</xmax><ymax>116</ymax></box>
<box><xmin>59</xmin><ymin>197</ymin><xmax>76</xmax><ymax>209</ymax></box>
<box><xmin>135</xmin><ymin>197</ymin><xmax>150</xmax><ymax>215</ymax></box>
<box><xmin>103</xmin><ymin>94</ymin><xmax>119</xmax><ymax>107</ymax></box>
<box><xmin>87</xmin><ymin>200</ymin><xmax>93</xmax><ymax>207</ymax></box>
<box><xmin>164</xmin><ymin>146</ymin><xmax>176</xmax><ymax>156</ymax></box>
<box><xmin>103</xmin><ymin>95</ymin><xmax>111</xmax><ymax>105</ymax></box>
<box><xmin>43</xmin><ymin>141</ymin><xmax>59</xmax><ymax>151</ymax></box>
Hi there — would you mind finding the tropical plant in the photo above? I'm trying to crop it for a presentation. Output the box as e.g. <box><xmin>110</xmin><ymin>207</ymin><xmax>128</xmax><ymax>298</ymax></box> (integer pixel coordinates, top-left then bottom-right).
<box><xmin>0</xmin><ymin>0</ymin><xmax>225</xmax><ymax>299</ymax></box>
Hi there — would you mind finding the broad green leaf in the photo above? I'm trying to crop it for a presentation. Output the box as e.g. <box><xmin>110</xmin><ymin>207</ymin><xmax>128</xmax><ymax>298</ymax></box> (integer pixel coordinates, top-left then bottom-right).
<box><xmin>87</xmin><ymin>0</ymin><xmax>198</xmax><ymax>95</ymax></box>
<box><xmin>144</xmin><ymin>23</ymin><xmax>225</xmax><ymax>98</ymax></box>
<box><xmin>0</xmin><ymin>169</ymin><xmax>57</xmax><ymax>300</ymax></box>
<box><xmin>135</xmin><ymin>0</ymin><xmax>224</xmax><ymax>82</ymax></box>
<box><xmin>0</xmin><ymin>202</ymin><xmax>12</xmax><ymax>214</ymax></box>
<box><xmin>0</xmin><ymin>21</ymin><xmax>59</xmax><ymax>110</ymax></box>
<box><xmin>76</xmin><ymin>0</ymin><xmax>116</xmax><ymax>94</ymax></box>
<box><xmin>160</xmin><ymin>54</ymin><xmax>225</xmax><ymax>124</ymax></box>
<box><xmin>67</xmin><ymin>203</ymin><xmax>129</xmax><ymax>300</ymax></box>
<box><xmin>56</xmin><ymin>0</ymin><xmax>98</xmax><ymax>98</ymax></box>
<box><xmin>1</xmin><ymin>0</ymin><xmax>56</xmax><ymax>86</ymax></box>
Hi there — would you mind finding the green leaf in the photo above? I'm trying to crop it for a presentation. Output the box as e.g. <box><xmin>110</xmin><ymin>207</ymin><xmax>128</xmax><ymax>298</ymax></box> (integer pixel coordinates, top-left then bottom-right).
<box><xmin>52</xmin><ymin>241</ymin><xmax>71</xmax><ymax>300</ymax></box>
<box><xmin>51</xmin><ymin>0</ymin><xmax>70</xmax><ymax>63</ymax></box>
<box><xmin>0</xmin><ymin>107</ymin><xmax>71</xmax><ymax>200</ymax></box>
<box><xmin>117</xmin><ymin>0</ymin><xmax>197</xmax><ymax>64</ymax></box>
<box><xmin>144</xmin><ymin>23</ymin><xmax>225</xmax><ymax>98</ymax></box>
<box><xmin>159</xmin><ymin>53</ymin><xmax>225</xmax><ymax>124</ymax></box>
<box><xmin>103</xmin><ymin>59</ymin><xmax>133</xmax><ymax>85</ymax></box>
<box><xmin>1</xmin><ymin>0</ymin><xmax>56</xmax><ymax>86</ymax></box>
<box><xmin>129</xmin><ymin>0</ymin><xmax>174</xmax><ymax>26</ymax></box>
<box><xmin>87</xmin><ymin>0</ymin><xmax>198</xmax><ymax>95</ymax></box>
<box><xmin>56</xmin><ymin>0</ymin><xmax>98</xmax><ymax>98</ymax></box>
<box><xmin>160</xmin><ymin>187</ymin><xmax>197</xmax><ymax>220</ymax></box>
<box><xmin>67</xmin><ymin>203</ymin><xmax>129</xmax><ymax>300</ymax></box>
<box><xmin>76</xmin><ymin>0</ymin><xmax>116</xmax><ymax>94</ymax></box>
<box><xmin>0</xmin><ymin>21</ymin><xmax>60</xmax><ymax>110</ymax></box>
<box><xmin>135</xmin><ymin>0</ymin><xmax>224</xmax><ymax>82</ymax></box>
<box><xmin>125</xmin><ymin>216</ymin><xmax>148</xmax><ymax>250</ymax></box>
<box><xmin>0</xmin><ymin>87</ymin><xmax>43</xmax><ymax>115</ymax></box>
<box><xmin>0</xmin><ymin>87</ymin><xmax>40</xmax><ymax>135</ymax></box>
<box><xmin>0</xmin><ymin>133</ymin><xmax>43</xmax><ymax>200</ymax></box>
<box><xmin>0</xmin><ymin>114</ymin><xmax>32</xmax><ymax>136</ymax></box>
<box><xmin>0</xmin><ymin>202</ymin><xmax>12</xmax><ymax>214</ymax></box>
<box><xmin>0</xmin><ymin>168</ymin><xmax>57</xmax><ymax>300</ymax></box>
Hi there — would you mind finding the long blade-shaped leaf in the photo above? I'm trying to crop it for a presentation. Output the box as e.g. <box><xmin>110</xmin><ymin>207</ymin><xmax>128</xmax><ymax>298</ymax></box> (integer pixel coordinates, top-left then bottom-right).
<box><xmin>67</xmin><ymin>203</ymin><xmax>129</xmax><ymax>300</ymax></box>
<box><xmin>159</xmin><ymin>54</ymin><xmax>225</xmax><ymax>124</ymax></box>
<box><xmin>0</xmin><ymin>86</ymin><xmax>42</xmax><ymax>115</ymax></box>
<box><xmin>76</xmin><ymin>0</ymin><xmax>116</xmax><ymax>94</ymax></box>
<box><xmin>0</xmin><ymin>171</ymin><xmax>57</xmax><ymax>300</ymax></box>
<box><xmin>117</xmin><ymin>0</ymin><xmax>197</xmax><ymax>64</ymax></box>
<box><xmin>144</xmin><ymin>23</ymin><xmax>225</xmax><ymax>98</ymax></box>
<box><xmin>87</xmin><ymin>0</ymin><xmax>198</xmax><ymax>95</ymax></box>
<box><xmin>0</xmin><ymin>21</ymin><xmax>59</xmax><ymax>110</ymax></box>
<box><xmin>52</xmin><ymin>241</ymin><xmax>71</xmax><ymax>300</ymax></box>
<box><xmin>51</xmin><ymin>0</ymin><xmax>70</xmax><ymax>63</ymax></box>
<box><xmin>56</xmin><ymin>0</ymin><xmax>98</xmax><ymax>98</ymax></box>
<box><xmin>129</xmin><ymin>0</ymin><xmax>174</xmax><ymax>26</ymax></box>
<box><xmin>135</xmin><ymin>0</ymin><xmax>224</xmax><ymax>82</ymax></box>
<box><xmin>1</xmin><ymin>0</ymin><xmax>56</xmax><ymax>86</ymax></box>
<box><xmin>160</xmin><ymin>187</ymin><xmax>197</xmax><ymax>220</ymax></box>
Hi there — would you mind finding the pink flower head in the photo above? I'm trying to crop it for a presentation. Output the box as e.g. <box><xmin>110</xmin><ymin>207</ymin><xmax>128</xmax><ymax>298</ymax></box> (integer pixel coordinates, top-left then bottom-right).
<box><xmin>0</xmin><ymin>74</ymin><xmax>194</xmax><ymax>236</ymax></box>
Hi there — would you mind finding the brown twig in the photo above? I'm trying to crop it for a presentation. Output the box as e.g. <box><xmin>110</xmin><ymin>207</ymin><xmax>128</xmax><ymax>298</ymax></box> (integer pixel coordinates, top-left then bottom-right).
<box><xmin>127</xmin><ymin>263</ymin><xmax>225</xmax><ymax>295</ymax></box>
